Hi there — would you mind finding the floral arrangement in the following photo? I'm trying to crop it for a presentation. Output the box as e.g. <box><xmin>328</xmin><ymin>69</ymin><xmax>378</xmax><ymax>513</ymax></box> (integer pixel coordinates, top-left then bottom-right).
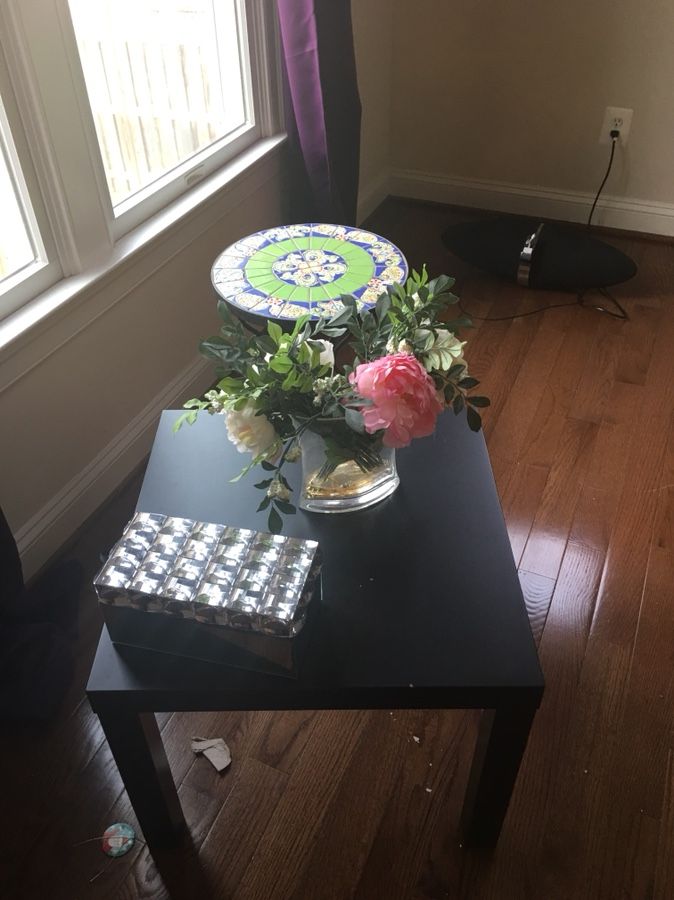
<box><xmin>176</xmin><ymin>267</ymin><xmax>489</xmax><ymax>531</ymax></box>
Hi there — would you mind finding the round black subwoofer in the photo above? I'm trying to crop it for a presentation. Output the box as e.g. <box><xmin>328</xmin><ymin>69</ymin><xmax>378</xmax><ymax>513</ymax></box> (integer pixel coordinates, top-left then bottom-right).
<box><xmin>442</xmin><ymin>217</ymin><xmax>637</xmax><ymax>291</ymax></box>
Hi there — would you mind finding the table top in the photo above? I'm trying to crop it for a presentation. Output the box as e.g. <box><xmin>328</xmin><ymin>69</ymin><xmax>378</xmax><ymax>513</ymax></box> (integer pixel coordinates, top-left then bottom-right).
<box><xmin>210</xmin><ymin>223</ymin><xmax>408</xmax><ymax>323</ymax></box>
<box><xmin>87</xmin><ymin>411</ymin><xmax>543</xmax><ymax>712</ymax></box>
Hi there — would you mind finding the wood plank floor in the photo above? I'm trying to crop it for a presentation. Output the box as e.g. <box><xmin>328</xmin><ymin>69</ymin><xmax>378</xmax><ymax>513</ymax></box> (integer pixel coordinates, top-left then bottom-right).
<box><xmin>3</xmin><ymin>197</ymin><xmax>674</xmax><ymax>899</ymax></box>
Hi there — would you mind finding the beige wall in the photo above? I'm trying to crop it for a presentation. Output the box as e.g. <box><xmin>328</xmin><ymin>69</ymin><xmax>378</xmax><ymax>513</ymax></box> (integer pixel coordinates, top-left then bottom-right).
<box><xmin>354</xmin><ymin>0</ymin><xmax>674</xmax><ymax>225</ymax></box>
<box><xmin>1</xmin><ymin>152</ymin><xmax>284</xmax><ymax>576</ymax></box>
<box><xmin>352</xmin><ymin>0</ymin><xmax>393</xmax><ymax>218</ymax></box>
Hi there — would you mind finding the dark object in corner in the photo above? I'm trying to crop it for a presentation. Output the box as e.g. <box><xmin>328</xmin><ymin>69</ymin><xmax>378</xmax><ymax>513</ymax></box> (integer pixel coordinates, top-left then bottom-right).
<box><xmin>442</xmin><ymin>217</ymin><xmax>637</xmax><ymax>292</ymax></box>
<box><xmin>1</xmin><ymin>505</ymin><xmax>81</xmax><ymax>721</ymax></box>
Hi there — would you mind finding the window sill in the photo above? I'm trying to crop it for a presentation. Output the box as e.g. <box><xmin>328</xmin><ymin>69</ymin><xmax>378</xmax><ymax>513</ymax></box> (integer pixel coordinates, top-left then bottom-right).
<box><xmin>0</xmin><ymin>133</ymin><xmax>286</xmax><ymax>385</ymax></box>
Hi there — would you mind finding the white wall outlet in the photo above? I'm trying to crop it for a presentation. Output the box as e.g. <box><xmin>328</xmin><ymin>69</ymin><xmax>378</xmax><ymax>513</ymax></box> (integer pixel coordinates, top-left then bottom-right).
<box><xmin>599</xmin><ymin>106</ymin><xmax>633</xmax><ymax>145</ymax></box>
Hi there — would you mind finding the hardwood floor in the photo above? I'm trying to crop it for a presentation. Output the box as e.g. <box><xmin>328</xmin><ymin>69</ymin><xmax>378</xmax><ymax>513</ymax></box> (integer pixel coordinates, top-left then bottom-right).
<box><xmin>3</xmin><ymin>197</ymin><xmax>674</xmax><ymax>899</ymax></box>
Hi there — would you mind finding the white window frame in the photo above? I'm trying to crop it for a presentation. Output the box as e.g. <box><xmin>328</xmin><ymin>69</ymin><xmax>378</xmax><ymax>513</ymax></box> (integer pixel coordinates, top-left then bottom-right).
<box><xmin>0</xmin><ymin>39</ymin><xmax>63</xmax><ymax>318</ymax></box>
<box><xmin>0</xmin><ymin>0</ymin><xmax>282</xmax><ymax>325</ymax></box>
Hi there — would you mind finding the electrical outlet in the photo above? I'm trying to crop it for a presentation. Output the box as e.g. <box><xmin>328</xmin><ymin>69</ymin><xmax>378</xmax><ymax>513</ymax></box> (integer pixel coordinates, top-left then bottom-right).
<box><xmin>599</xmin><ymin>106</ymin><xmax>633</xmax><ymax>145</ymax></box>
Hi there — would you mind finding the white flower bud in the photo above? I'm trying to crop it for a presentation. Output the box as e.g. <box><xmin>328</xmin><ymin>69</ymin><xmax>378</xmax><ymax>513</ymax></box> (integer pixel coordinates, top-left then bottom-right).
<box><xmin>315</xmin><ymin>339</ymin><xmax>335</xmax><ymax>369</ymax></box>
<box><xmin>267</xmin><ymin>478</ymin><xmax>291</xmax><ymax>501</ymax></box>
<box><xmin>285</xmin><ymin>443</ymin><xmax>301</xmax><ymax>462</ymax></box>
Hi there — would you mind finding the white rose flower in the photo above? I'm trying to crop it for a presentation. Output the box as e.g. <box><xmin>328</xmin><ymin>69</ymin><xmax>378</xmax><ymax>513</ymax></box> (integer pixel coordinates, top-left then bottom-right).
<box><xmin>224</xmin><ymin>403</ymin><xmax>279</xmax><ymax>459</ymax></box>
<box><xmin>315</xmin><ymin>339</ymin><xmax>335</xmax><ymax>369</ymax></box>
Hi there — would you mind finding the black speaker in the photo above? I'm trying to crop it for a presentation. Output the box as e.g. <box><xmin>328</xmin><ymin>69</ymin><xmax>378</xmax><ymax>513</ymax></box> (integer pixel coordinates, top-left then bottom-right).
<box><xmin>442</xmin><ymin>217</ymin><xmax>637</xmax><ymax>292</ymax></box>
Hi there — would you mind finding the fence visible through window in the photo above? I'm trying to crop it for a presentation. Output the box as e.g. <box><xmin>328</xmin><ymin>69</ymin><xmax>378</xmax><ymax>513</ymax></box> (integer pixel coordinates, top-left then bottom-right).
<box><xmin>69</xmin><ymin>0</ymin><xmax>250</xmax><ymax>208</ymax></box>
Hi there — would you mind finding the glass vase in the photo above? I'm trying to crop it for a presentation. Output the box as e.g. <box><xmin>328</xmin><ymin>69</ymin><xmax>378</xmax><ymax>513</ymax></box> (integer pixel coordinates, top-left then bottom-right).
<box><xmin>297</xmin><ymin>423</ymin><xmax>399</xmax><ymax>513</ymax></box>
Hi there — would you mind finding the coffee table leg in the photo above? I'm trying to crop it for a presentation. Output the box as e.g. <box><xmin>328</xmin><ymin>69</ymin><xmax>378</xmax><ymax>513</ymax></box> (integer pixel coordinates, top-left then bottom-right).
<box><xmin>460</xmin><ymin>702</ymin><xmax>537</xmax><ymax>848</ymax></box>
<box><xmin>98</xmin><ymin>708</ymin><xmax>186</xmax><ymax>850</ymax></box>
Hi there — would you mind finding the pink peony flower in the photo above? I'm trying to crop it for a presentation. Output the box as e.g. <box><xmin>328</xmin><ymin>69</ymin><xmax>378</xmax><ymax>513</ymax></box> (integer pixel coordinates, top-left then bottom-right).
<box><xmin>349</xmin><ymin>353</ymin><xmax>443</xmax><ymax>448</ymax></box>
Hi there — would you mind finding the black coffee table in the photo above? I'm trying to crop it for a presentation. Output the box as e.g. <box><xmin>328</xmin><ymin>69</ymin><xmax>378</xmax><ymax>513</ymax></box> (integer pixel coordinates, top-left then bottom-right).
<box><xmin>87</xmin><ymin>411</ymin><xmax>543</xmax><ymax>852</ymax></box>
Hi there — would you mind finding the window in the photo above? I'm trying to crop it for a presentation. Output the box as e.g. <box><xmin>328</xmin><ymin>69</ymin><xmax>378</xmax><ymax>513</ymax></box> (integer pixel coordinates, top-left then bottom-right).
<box><xmin>0</xmin><ymin>44</ymin><xmax>61</xmax><ymax>319</ymax></box>
<box><xmin>0</xmin><ymin>0</ymin><xmax>280</xmax><ymax>322</ymax></box>
<box><xmin>69</xmin><ymin>0</ymin><xmax>258</xmax><ymax>219</ymax></box>
<box><xmin>0</xmin><ymin>103</ymin><xmax>39</xmax><ymax>287</ymax></box>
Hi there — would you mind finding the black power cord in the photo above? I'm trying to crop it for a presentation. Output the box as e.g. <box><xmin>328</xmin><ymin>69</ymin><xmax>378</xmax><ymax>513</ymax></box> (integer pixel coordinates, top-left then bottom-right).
<box><xmin>458</xmin><ymin>298</ymin><xmax>578</xmax><ymax>321</ymax></box>
<box><xmin>459</xmin><ymin>286</ymin><xmax>628</xmax><ymax>323</ymax></box>
<box><xmin>587</xmin><ymin>130</ymin><xmax>619</xmax><ymax>229</ymax></box>
<box><xmin>458</xmin><ymin>130</ymin><xmax>628</xmax><ymax>322</ymax></box>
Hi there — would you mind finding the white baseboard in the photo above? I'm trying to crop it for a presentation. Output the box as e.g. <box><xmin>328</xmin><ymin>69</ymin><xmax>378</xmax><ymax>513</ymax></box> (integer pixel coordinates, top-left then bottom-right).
<box><xmin>16</xmin><ymin>355</ymin><xmax>212</xmax><ymax>580</ymax></box>
<box><xmin>389</xmin><ymin>168</ymin><xmax>674</xmax><ymax>237</ymax></box>
<box><xmin>357</xmin><ymin>169</ymin><xmax>391</xmax><ymax>224</ymax></box>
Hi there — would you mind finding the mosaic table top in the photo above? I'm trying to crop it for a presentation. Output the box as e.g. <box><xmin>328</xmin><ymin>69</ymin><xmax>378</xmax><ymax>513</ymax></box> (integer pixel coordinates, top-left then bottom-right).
<box><xmin>210</xmin><ymin>223</ymin><xmax>408</xmax><ymax>322</ymax></box>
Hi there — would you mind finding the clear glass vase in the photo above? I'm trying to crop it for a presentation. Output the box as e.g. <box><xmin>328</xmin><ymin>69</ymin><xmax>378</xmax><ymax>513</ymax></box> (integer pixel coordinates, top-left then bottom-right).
<box><xmin>297</xmin><ymin>423</ymin><xmax>399</xmax><ymax>513</ymax></box>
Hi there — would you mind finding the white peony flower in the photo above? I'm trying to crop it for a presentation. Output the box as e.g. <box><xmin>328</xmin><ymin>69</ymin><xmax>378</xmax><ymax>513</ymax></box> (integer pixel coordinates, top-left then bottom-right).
<box><xmin>315</xmin><ymin>339</ymin><xmax>335</xmax><ymax>369</ymax></box>
<box><xmin>224</xmin><ymin>403</ymin><xmax>279</xmax><ymax>459</ymax></box>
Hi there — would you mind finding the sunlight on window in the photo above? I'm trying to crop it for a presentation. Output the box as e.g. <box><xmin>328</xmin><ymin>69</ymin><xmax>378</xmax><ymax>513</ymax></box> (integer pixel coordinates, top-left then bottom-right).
<box><xmin>0</xmin><ymin>127</ymin><xmax>35</xmax><ymax>286</ymax></box>
<box><xmin>69</xmin><ymin>0</ymin><xmax>249</xmax><ymax>208</ymax></box>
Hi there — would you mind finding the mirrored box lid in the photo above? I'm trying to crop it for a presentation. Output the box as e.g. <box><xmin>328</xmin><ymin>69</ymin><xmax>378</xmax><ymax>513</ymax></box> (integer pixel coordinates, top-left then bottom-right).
<box><xmin>93</xmin><ymin>512</ymin><xmax>322</xmax><ymax>674</ymax></box>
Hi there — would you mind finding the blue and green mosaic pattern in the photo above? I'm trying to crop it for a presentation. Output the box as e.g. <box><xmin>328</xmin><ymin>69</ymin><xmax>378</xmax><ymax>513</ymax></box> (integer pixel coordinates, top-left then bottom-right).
<box><xmin>211</xmin><ymin>223</ymin><xmax>408</xmax><ymax>321</ymax></box>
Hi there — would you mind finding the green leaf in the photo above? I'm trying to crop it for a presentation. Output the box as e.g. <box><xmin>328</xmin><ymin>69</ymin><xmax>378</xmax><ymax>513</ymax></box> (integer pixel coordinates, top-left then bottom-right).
<box><xmin>415</xmin><ymin>328</ymin><xmax>434</xmax><ymax>351</ymax></box>
<box><xmin>267</xmin><ymin>321</ymin><xmax>283</xmax><ymax>345</ymax></box>
<box><xmin>255</xmin><ymin>335</ymin><xmax>276</xmax><ymax>355</ymax></box>
<box><xmin>459</xmin><ymin>376</ymin><xmax>479</xmax><ymax>388</ymax></box>
<box><xmin>327</xmin><ymin>305</ymin><xmax>354</xmax><ymax>328</ymax></box>
<box><xmin>269</xmin><ymin>355</ymin><xmax>293</xmax><ymax>373</ymax></box>
<box><xmin>448</xmin><ymin>363</ymin><xmax>466</xmax><ymax>378</ymax></box>
<box><xmin>429</xmin><ymin>274</ymin><xmax>455</xmax><ymax>296</ymax></box>
<box><xmin>216</xmin><ymin>376</ymin><xmax>243</xmax><ymax>392</ymax></box>
<box><xmin>268</xmin><ymin>507</ymin><xmax>283</xmax><ymax>533</ymax></box>
<box><xmin>291</xmin><ymin>314</ymin><xmax>311</xmax><ymax>338</ymax></box>
<box><xmin>320</xmin><ymin>326</ymin><xmax>348</xmax><ymax>338</ymax></box>
<box><xmin>435</xmin><ymin>348</ymin><xmax>454</xmax><ymax>370</ymax></box>
<box><xmin>297</xmin><ymin>342</ymin><xmax>311</xmax><ymax>365</ymax></box>
<box><xmin>375</xmin><ymin>291</ymin><xmax>391</xmax><ymax>321</ymax></box>
<box><xmin>344</xmin><ymin>407</ymin><xmax>365</xmax><ymax>434</ymax></box>
<box><xmin>466</xmin><ymin>405</ymin><xmax>483</xmax><ymax>432</ymax></box>
<box><xmin>172</xmin><ymin>410</ymin><xmax>196</xmax><ymax>432</ymax></box>
<box><xmin>340</xmin><ymin>294</ymin><xmax>358</xmax><ymax>310</ymax></box>
<box><xmin>257</xmin><ymin>496</ymin><xmax>271</xmax><ymax>511</ymax></box>
<box><xmin>424</xmin><ymin>350</ymin><xmax>440</xmax><ymax>371</ymax></box>
<box><xmin>468</xmin><ymin>395</ymin><xmax>490</xmax><ymax>408</ymax></box>
<box><xmin>274</xmin><ymin>500</ymin><xmax>296</xmax><ymax>515</ymax></box>
<box><xmin>254</xmin><ymin>479</ymin><xmax>273</xmax><ymax>489</ymax></box>
<box><xmin>282</xmin><ymin>369</ymin><xmax>298</xmax><ymax>390</ymax></box>
<box><xmin>452</xmin><ymin>394</ymin><xmax>465</xmax><ymax>414</ymax></box>
<box><xmin>261</xmin><ymin>460</ymin><xmax>277</xmax><ymax>471</ymax></box>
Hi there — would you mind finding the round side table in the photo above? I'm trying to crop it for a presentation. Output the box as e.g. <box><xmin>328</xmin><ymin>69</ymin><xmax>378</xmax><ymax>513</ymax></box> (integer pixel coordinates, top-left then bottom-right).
<box><xmin>211</xmin><ymin>223</ymin><xmax>408</xmax><ymax>327</ymax></box>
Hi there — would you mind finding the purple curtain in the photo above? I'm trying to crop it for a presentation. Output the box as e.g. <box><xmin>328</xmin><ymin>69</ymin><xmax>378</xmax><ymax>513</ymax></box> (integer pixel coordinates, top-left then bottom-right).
<box><xmin>276</xmin><ymin>0</ymin><xmax>362</xmax><ymax>224</ymax></box>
